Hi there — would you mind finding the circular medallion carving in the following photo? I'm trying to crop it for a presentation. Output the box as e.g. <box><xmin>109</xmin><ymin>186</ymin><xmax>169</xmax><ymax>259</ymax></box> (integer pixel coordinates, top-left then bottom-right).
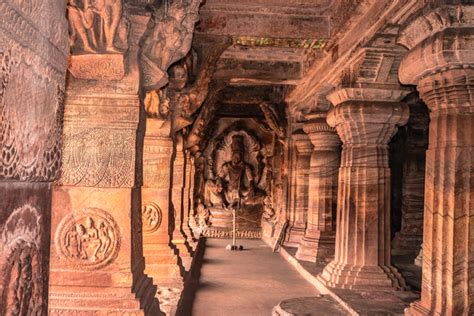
<box><xmin>55</xmin><ymin>208</ymin><xmax>120</xmax><ymax>269</ymax></box>
<box><xmin>142</xmin><ymin>202</ymin><xmax>162</xmax><ymax>234</ymax></box>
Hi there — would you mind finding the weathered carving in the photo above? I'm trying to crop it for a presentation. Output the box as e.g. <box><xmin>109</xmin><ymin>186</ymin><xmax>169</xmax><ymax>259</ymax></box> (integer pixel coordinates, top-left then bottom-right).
<box><xmin>1</xmin><ymin>46</ymin><xmax>65</xmax><ymax>182</ymax></box>
<box><xmin>139</xmin><ymin>0</ymin><xmax>201</xmax><ymax>92</ymax></box>
<box><xmin>0</xmin><ymin>205</ymin><xmax>43</xmax><ymax>316</ymax></box>
<box><xmin>142</xmin><ymin>202</ymin><xmax>162</xmax><ymax>234</ymax></box>
<box><xmin>68</xmin><ymin>54</ymin><xmax>125</xmax><ymax>80</ymax></box>
<box><xmin>55</xmin><ymin>208</ymin><xmax>120</xmax><ymax>269</ymax></box>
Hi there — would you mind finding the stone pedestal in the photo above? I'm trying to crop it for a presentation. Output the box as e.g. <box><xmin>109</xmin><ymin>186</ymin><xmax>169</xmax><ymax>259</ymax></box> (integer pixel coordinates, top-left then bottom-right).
<box><xmin>398</xmin><ymin>7</ymin><xmax>474</xmax><ymax>315</ymax></box>
<box><xmin>284</xmin><ymin>132</ymin><xmax>312</xmax><ymax>247</ymax></box>
<box><xmin>296</xmin><ymin>112</ymin><xmax>341</xmax><ymax>263</ymax></box>
<box><xmin>318</xmin><ymin>90</ymin><xmax>409</xmax><ymax>290</ymax></box>
<box><xmin>142</xmin><ymin>118</ymin><xmax>184</xmax><ymax>289</ymax></box>
<box><xmin>49</xmin><ymin>84</ymin><xmax>159</xmax><ymax>314</ymax></box>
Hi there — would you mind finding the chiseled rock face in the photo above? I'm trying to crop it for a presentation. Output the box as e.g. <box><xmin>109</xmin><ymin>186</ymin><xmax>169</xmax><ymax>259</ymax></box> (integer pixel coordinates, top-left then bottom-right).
<box><xmin>0</xmin><ymin>0</ymin><xmax>68</xmax><ymax>313</ymax></box>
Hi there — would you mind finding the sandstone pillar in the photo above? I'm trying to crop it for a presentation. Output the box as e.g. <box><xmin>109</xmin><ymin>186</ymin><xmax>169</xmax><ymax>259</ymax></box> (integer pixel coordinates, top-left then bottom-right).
<box><xmin>142</xmin><ymin>119</ymin><xmax>184</xmax><ymax>289</ymax></box>
<box><xmin>296</xmin><ymin>112</ymin><xmax>341</xmax><ymax>263</ymax></box>
<box><xmin>284</xmin><ymin>131</ymin><xmax>312</xmax><ymax>247</ymax></box>
<box><xmin>183</xmin><ymin>151</ymin><xmax>198</xmax><ymax>249</ymax></box>
<box><xmin>171</xmin><ymin>133</ymin><xmax>193</xmax><ymax>269</ymax></box>
<box><xmin>392</xmin><ymin>99</ymin><xmax>429</xmax><ymax>258</ymax></box>
<box><xmin>318</xmin><ymin>89</ymin><xmax>409</xmax><ymax>290</ymax></box>
<box><xmin>0</xmin><ymin>1</ymin><xmax>68</xmax><ymax>313</ymax></box>
<box><xmin>398</xmin><ymin>5</ymin><xmax>474</xmax><ymax>315</ymax></box>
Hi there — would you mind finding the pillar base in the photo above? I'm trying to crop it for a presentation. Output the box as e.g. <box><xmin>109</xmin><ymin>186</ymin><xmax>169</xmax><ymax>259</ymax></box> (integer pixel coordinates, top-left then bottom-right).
<box><xmin>144</xmin><ymin>244</ymin><xmax>184</xmax><ymax>287</ymax></box>
<box><xmin>171</xmin><ymin>240</ymin><xmax>193</xmax><ymax>271</ymax></box>
<box><xmin>318</xmin><ymin>261</ymin><xmax>407</xmax><ymax>290</ymax></box>
<box><xmin>284</xmin><ymin>224</ymin><xmax>306</xmax><ymax>247</ymax></box>
<box><xmin>49</xmin><ymin>274</ymin><xmax>160</xmax><ymax>315</ymax></box>
<box><xmin>295</xmin><ymin>231</ymin><xmax>335</xmax><ymax>263</ymax></box>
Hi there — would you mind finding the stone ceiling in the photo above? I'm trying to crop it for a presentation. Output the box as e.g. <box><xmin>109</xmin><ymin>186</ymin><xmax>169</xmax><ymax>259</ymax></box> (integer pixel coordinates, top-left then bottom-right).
<box><xmin>190</xmin><ymin>0</ymin><xmax>333</xmax><ymax>117</ymax></box>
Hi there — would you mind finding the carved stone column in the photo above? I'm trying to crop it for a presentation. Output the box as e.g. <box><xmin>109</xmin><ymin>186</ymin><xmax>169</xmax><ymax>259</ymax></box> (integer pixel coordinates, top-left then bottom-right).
<box><xmin>49</xmin><ymin>22</ymin><xmax>159</xmax><ymax>313</ymax></box>
<box><xmin>0</xmin><ymin>1</ymin><xmax>68</xmax><ymax>313</ymax></box>
<box><xmin>171</xmin><ymin>133</ymin><xmax>193</xmax><ymax>270</ymax></box>
<box><xmin>318</xmin><ymin>89</ymin><xmax>409</xmax><ymax>290</ymax></box>
<box><xmin>142</xmin><ymin>119</ymin><xmax>183</xmax><ymax>289</ymax></box>
<box><xmin>296</xmin><ymin>112</ymin><xmax>341</xmax><ymax>263</ymax></box>
<box><xmin>182</xmin><ymin>151</ymin><xmax>198</xmax><ymax>249</ymax></box>
<box><xmin>398</xmin><ymin>5</ymin><xmax>474</xmax><ymax>315</ymax></box>
<box><xmin>392</xmin><ymin>98</ymin><xmax>429</xmax><ymax>259</ymax></box>
<box><xmin>285</xmin><ymin>131</ymin><xmax>312</xmax><ymax>247</ymax></box>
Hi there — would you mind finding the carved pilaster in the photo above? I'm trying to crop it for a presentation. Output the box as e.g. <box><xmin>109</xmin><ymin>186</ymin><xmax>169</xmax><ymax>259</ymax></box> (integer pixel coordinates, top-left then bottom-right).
<box><xmin>171</xmin><ymin>133</ymin><xmax>193</xmax><ymax>270</ymax></box>
<box><xmin>398</xmin><ymin>5</ymin><xmax>474</xmax><ymax>315</ymax></box>
<box><xmin>318</xmin><ymin>88</ymin><xmax>409</xmax><ymax>290</ymax></box>
<box><xmin>295</xmin><ymin>111</ymin><xmax>341</xmax><ymax>263</ymax></box>
<box><xmin>142</xmin><ymin>119</ymin><xmax>184</xmax><ymax>289</ymax></box>
<box><xmin>284</xmin><ymin>131</ymin><xmax>312</xmax><ymax>247</ymax></box>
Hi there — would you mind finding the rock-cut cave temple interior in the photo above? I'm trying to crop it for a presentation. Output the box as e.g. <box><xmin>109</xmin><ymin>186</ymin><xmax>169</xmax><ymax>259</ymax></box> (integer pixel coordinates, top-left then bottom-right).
<box><xmin>1</xmin><ymin>0</ymin><xmax>474</xmax><ymax>315</ymax></box>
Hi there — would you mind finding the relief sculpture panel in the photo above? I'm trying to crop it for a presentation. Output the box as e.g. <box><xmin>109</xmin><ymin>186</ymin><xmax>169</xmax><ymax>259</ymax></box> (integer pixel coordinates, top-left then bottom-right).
<box><xmin>55</xmin><ymin>208</ymin><xmax>120</xmax><ymax>270</ymax></box>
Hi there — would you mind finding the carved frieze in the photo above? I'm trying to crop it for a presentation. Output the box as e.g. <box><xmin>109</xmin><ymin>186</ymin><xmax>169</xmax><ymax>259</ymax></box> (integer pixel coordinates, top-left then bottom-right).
<box><xmin>60</xmin><ymin>127</ymin><xmax>135</xmax><ymax>187</ymax></box>
<box><xmin>55</xmin><ymin>208</ymin><xmax>120</xmax><ymax>270</ymax></box>
<box><xmin>142</xmin><ymin>202</ymin><xmax>162</xmax><ymax>234</ymax></box>
<box><xmin>68</xmin><ymin>54</ymin><xmax>125</xmax><ymax>80</ymax></box>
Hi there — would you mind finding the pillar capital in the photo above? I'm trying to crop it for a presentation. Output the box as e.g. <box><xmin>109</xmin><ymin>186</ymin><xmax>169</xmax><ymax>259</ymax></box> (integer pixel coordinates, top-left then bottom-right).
<box><xmin>292</xmin><ymin>131</ymin><xmax>313</xmax><ymax>155</ymax></box>
<box><xmin>326</xmin><ymin>86</ymin><xmax>410</xmax><ymax>107</ymax></box>
<box><xmin>398</xmin><ymin>5</ymin><xmax>474</xmax><ymax>86</ymax></box>
<box><xmin>327</xmin><ymin>101</ymin><xmax>409</xmax><ymax>145</ymax></box>
<box><xmin>302</xmin><ymin>111</ymin><xmax>341</xmax><ymax>152</ymax></box>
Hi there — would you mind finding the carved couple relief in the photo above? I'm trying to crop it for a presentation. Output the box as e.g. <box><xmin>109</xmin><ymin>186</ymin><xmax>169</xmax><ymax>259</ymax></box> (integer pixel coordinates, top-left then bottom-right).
<box><xmin>142</xmin><ymin>202</ymin><xmax>162</xmax><ymax>234</ymax></box>
<box><xmin>56</xmin><ymin>208</ymin><xmax>120</xmax><ymax>269</ymax></box>
<box><xmin>67</xmin><ymin>0</ymin><xmax>124</xmax><ymax>54</ymax></box>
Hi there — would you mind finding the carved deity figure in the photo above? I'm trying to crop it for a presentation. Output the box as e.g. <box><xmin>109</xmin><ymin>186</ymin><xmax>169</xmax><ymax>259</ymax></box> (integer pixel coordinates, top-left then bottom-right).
<box><xmin>67</xmin><ymin>0</ymin><xmax>123</xmax><ymax>53</ymax></box>
<box><xmin>217</xmin><ymin>135</ymin><xmax>255</xmax><ymax>208</ymax></box>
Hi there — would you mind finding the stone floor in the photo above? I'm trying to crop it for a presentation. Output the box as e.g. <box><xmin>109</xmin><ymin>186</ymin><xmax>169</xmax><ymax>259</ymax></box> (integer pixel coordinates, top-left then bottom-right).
<box><xmin>280</xmin><ymin>247</ymin><xmax>421</xmax><ymax>316</ymax></box>
<box><xmin>181</xmin><ymin>238</ymin><xmax>345</xmax><ymax>316</ymax></box>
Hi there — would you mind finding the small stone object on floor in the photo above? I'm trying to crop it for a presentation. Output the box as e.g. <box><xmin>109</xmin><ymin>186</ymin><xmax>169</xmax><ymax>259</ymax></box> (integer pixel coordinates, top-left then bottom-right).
<box><xmin>226</xmin><ymin>244</ymin><xmax>244</xmax><ymax>251</ymax></box>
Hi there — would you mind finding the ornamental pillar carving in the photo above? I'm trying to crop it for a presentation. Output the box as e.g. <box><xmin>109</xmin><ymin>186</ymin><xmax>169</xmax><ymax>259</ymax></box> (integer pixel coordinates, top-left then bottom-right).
<box><xmin>284</xmin><ymin>131</ymin><xmax>312</xmax><ymax>247</ymax></box>
<box><xmin>318</xmin><ymin>88</ymin><xmax>409</xmax><ymax>290</ymax></box>
<box><xmin>295</xmin><ymin>111</ymin><xmax>341</xmax><ymax>263</ymax></box>
<box><xmin>398</xmin><ymin>5</ymin><xmax>474</xmax><ymax>316</ymax></box>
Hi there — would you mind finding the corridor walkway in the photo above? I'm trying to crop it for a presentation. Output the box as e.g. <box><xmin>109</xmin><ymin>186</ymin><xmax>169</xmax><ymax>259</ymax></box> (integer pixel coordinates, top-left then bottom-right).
<box><xmin>188</xmin><ymin>238</ymin><xmax>321</xmax><ymax>315</ymax></box>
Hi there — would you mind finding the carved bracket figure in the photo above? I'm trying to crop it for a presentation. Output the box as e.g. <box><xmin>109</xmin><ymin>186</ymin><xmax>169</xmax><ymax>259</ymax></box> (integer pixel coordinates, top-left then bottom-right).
<box><xmin>139</xmin><ymin>0</ymin><xmax>201</xmax><ymax>95</ymax></box>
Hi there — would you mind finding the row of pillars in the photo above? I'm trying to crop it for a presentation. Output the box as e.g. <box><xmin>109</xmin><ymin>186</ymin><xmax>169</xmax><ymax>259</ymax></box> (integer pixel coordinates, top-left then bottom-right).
<box><xmin>285</xmin><ymin>11</ymin><xmax>474</xmax><ymax>316</ymax></box>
